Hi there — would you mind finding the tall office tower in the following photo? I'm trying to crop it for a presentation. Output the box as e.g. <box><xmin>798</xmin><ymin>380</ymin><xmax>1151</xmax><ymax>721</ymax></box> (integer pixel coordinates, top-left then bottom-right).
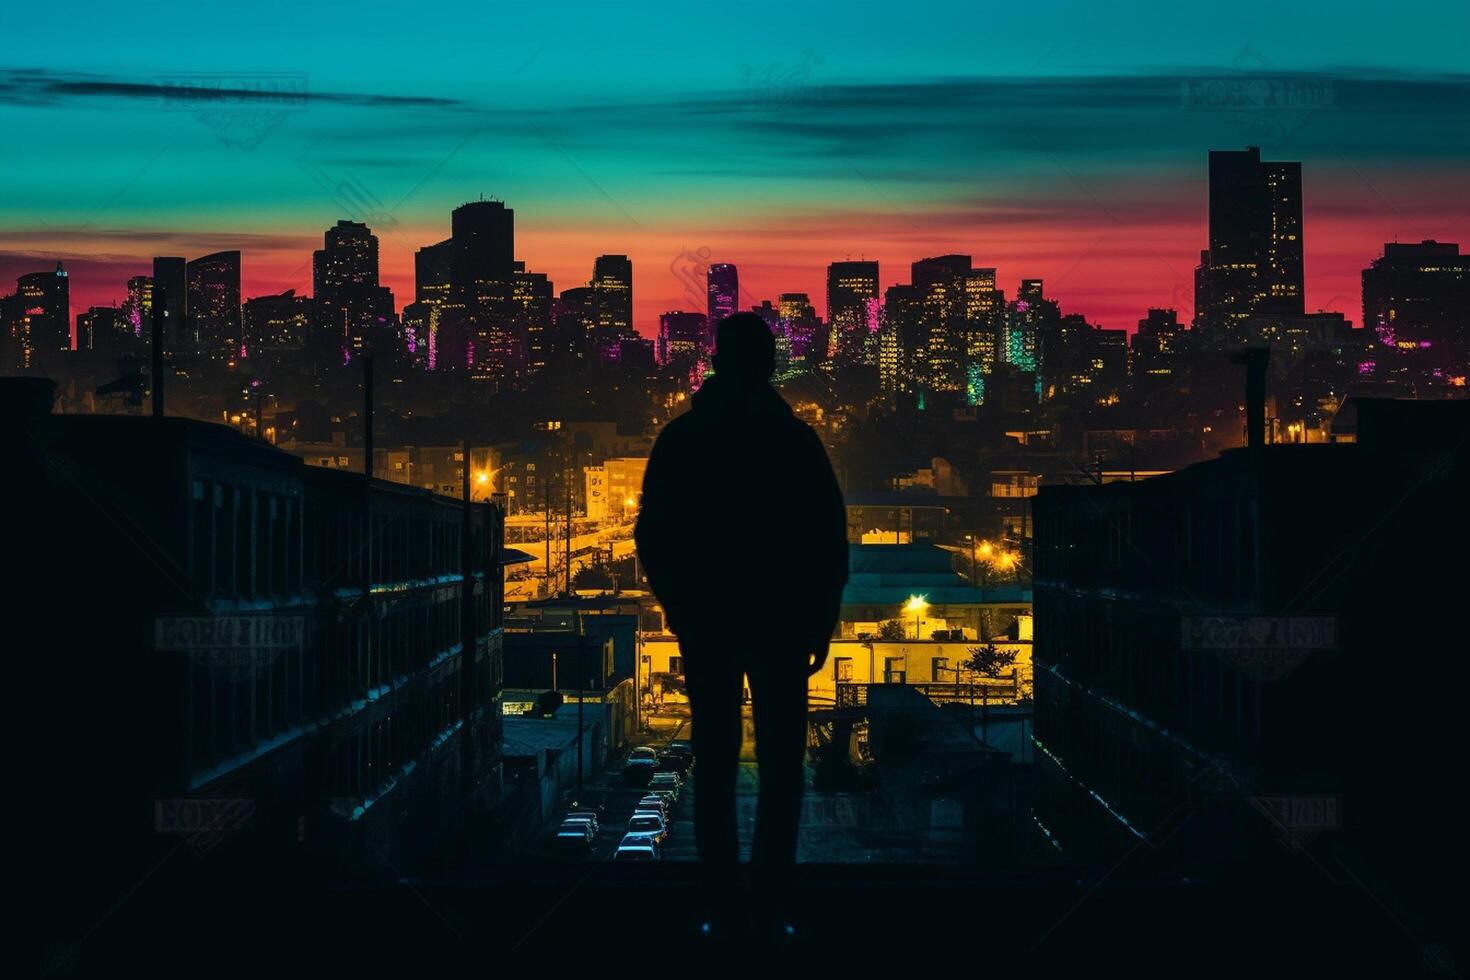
<box><xmin>553</xmin><ymin>285</ymin><xmax>598</xmax><ymax>366</ymax></box>
<box><xmin>152</xmin><ymin>257</ymin><xmax>186</xmax><ymax>354</ymax></box>
<box><xmin>1362</xmin><ymin>240</ymin><xmax>1470</xmax><ymax>377</ymax></box>
<box><xmin>185</xmin><ymin>250</ymin><xmax>242</xmax><ymax>356</ymax></box>
<box><xmin>1004</xmin><ymin>278</ymin><xmax>1053</xmax><ymax>380</ymax></box>
<box><xmin>878</xmin><ymin>284</ymin><xmax>919</xmax><ymax>393</ymax></box>
<box><xmin>592</xmin><ymin>254</ymin><xmax>633</xmax><ymax>364</ymax></box>
<box><xmin>514</xmin><ymin>270</ymin><xmax>555</xmax><ymax>373</ymax></box>
<box><xmin>76</xmin><ymin>306</ymin><xmax>126</xmax><ymax>355</ymax></box>
<box><xmin>122</xmin><ymin>276</ymin><xmax>154</xmax><ymax>337</ymax></box>
<box><xmin>1195</xmin><ymin>147</ymin><xmax>1304</xmax><ymax>343</ymax></box>
<box><xmin>707</xmin><ymin>263</ymin><xmax>739</xmax><ymax>340</ymax></box>
<box><xmin>244</xmin><ymin>289</ymin><xmax>313</xmax><ymax>353</ymax></box>
<box><xmin>1131</xmin><ymin>308</ymin><xmax>1184</xmax><ymax>398</ymax></box>
<box><xmin>962</xmin><ymin>267</ymin><xmax>1005</xmax><ymax>405</ymax></box>
<box><xmin>826</xmin><ymin>260</ymin><xmax>880</xmax><ymax>367</ymax></box>
<box><xmin>911</xmin><ymin>255</ymin><xmax>972</xmax><ymax>394</ymax></box>
<box><xmin>658</xmin><ymin>311</ymin><xmax>708</xmax><ymax>371</ymax></box>
<box><xmin>314</xmin><ymin>220</ymin><xmax>378</xmax><ymax>292</ymax></box>
<box><xmin>415</xmin><ymin>238</ymin><xmax>454</xmax><ymax>306</ymax></box>
<box><xmin>312</xmin><ymin>221</ymin><xmax>394</xmax><ymax>362</ymax></box>
<box><xmin>749</xmin><ymin>300</ymin><xmax>790</xmax><ymax>375</ymax></box>
<box><xmin>450</xmin><ymin>199</ymin><xmax>515</xmax><ymax>305</ymax></box>
<box><xmin>778</xmin><ymin>292</ymin><xmax>820</xmax><ymax>361</ymax></box>
<box><xmin>7</xmin><ymin>262</ymin><xmax>72</xmax><ymax>365</ymax></box>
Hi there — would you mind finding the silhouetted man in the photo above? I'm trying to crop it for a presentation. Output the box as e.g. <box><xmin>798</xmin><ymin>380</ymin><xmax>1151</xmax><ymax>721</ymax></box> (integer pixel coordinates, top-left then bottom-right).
<box><xmin>635</xmin><ymin>313</ymin><xmax>849</xmax><ymax>940</ymax></box>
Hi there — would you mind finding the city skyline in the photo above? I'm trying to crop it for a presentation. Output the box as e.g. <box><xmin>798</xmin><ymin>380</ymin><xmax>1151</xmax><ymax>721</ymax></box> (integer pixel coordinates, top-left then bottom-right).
<box><xmin>3</xmin><ymin>0</ymin><xmax>1468</xmax><ymax>334</ymax></box>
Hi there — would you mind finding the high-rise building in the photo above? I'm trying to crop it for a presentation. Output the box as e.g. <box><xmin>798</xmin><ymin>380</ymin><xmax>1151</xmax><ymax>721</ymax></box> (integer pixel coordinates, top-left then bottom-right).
<box><xmin>826</xmin><ymin>260</ymin><xmax>879</xmax><ymax>366</ymax></box>
<box><xmin>1362</xmin><ymin>240</ymin><xmax>1470</xmax><ymax>376</ymax></box>
<box><xmin>122</xmin><ymin>276</ymin><xmax>154</xmax><ymax>338</ymax></box>
<box><xmin>707</xmin><ymin>263</ymin><xmax>739</xmax><ymax>339</ymax></box>
<box><xmin>962</xmin><ymin>267</ymin><xmax>1005</xmax><ymax>404</ymax></box>
<box><xmin>1131</xmin><ymin>308</ymin><xmax>1184</xmax><ymax>398</ymax></box>
<box><xmin>76</xmin><ymin>305</ymin><xmax>125</xmax><ymax>355</ymax></box>
<box><xmin>1194</xmin><ymin>147</ymin><xmax>1304</xmax><ymax>341</ymax></box>
<box><xmin>592</xmin><ymin>255</ymin><xmax>633</xmax><ymax>364</ymax></box>
<box><xmin>185</xmin><ymin>251</ymin><xmax>241</xmax><ymax>356</ymax></box>
<box><xmin>553</xmin><ymin>286</ymin><xmax>598</xmax><ymax>367</ymax></box>
<box><xmin>244</xmin><ymin>289</ymin><xmax>313</xmax><ymax>352</ymax></box>
<box><xmin>514</xmin><ymin>271</ymin><xmax>555</xmax><ymax>373</ymax></box>
<box><xmin>312</xmin><ymin>221</ymin><xmax>394</xmax><ymax>361</ymax></box>
<box><xmin>658</xmin><ymin>311</ymin><xmax>708</xmax><ymax>371</ymax></box>
<box><xmin>415</xmin><ymin>239</ymin><xmax>454</xmax><ymax>307</ymax></box>
<box><xmin>911</xmin><ymin>255</ymin><xmax>972</xmax><ymax>393</ymax></box>
<box><xmin>450</xmin><ymin>199</ymin><xmax>515</xmax><ymax>305</ymax></box>
<box><xmin>6</xmin><ymin>262</ymin><xmax>71</xmax><ymax>366</ymax></box>
<box><xmin>152</xmin><ymin>257</ymin><xmax>186</xmax><ymax>354</ymax></box>
<box><xmin>778</xmin><ymin>292</ymin><xmax>820</xmax><ymax>362</ymax></box>
<box><xmin>879</xmin><ymin>284</ymin><xmax>921</xmax><ymax>393</ymax></box>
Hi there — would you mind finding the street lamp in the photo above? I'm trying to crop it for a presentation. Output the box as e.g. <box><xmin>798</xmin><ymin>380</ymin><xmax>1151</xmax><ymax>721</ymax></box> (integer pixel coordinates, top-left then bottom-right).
<box><xmin>904</xmin><ymin>594</ymin><xmax>928</xmax><ymax>640</ymax></box>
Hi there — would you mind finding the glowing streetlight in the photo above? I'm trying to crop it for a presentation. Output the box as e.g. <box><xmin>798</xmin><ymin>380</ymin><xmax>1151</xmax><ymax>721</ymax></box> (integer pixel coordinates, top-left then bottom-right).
<box><xmin>904</xmin><ymin>594</ymin><xmax>929</xmax><ymax>640</ymax></box>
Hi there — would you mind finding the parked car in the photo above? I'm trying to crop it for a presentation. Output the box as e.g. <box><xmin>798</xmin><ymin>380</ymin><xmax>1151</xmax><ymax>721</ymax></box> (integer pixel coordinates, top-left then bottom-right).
<box><xmin>660</xmin><ymin>740</ymin><xmax>694</xmax><ymax>774</ymax></box>
<box><xmin>624</xmin><ymin>746</ymin><xmax>659</xmax><ymax>785</ymax></box>
<box><xmin>649</xmin><ymin>772</ymin><xmax>682</xmax><ymax>797</ymax></box>
<box><xmin>619</xmin><ymin>831</ymin><xmax>661</xmax><ymax>851</ymax></box>
<box><xmin>554</xmin><ymin>823</ymin><xmax>595</xmax><ymax>854</ymax></box>
<box><xmin>613</xmin><ymin>841</ymin><xmax>659</xmax><ymax>861</ymax></box>
<box><xmin>626</xmin><ymin>812</ymin><xmax>668</xmax><ymax>845</ymax></box>
<box><xmin>631</xmin><ymin>798</ymin><xmax>668</xmax><ymax>818</ymax></box>
<box><xmin>646</xmin><ymin>789</ymin><xmax>677</xmax><ymax>809</ymax></box>
<box><xmin>560</xmin><ymin>812</ymin><xmax>600</xmax><ymax>836</ymax></box>
<box><xmin>635</xmin><ymin>795</ymin><xmax>670</xmax><ymax>818</ymax></box>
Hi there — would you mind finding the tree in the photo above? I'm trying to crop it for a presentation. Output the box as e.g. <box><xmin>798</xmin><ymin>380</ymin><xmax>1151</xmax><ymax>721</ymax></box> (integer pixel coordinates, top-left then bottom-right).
<box><xmin>878</xmin><ymin>619</ymin><xmax>907</xmax><ymax>641</ymax></box>
<box><xmin>570</xmin><ymin>563</ymin><xmax>615</xmax><ymax>592</ymax></box>
<box><xmin>963</xmin><ymin>642</ymin><xmax>1017</xmax><ymax>678</ymax></box>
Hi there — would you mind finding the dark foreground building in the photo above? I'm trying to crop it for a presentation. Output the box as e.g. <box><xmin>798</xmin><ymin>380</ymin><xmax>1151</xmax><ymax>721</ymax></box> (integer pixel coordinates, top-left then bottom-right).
<box><xmin>7</xmin><ymin>379</ymin><xmax>505</xmax><ymax>953</ymax></box>
<box><xmin>1032</xmin><ymin>396</ymin><xmax>1468</xmax><ymax>946</ymax></box>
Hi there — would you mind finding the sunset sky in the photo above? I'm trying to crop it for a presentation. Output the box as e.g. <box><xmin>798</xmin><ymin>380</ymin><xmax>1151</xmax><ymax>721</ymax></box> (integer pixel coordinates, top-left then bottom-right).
<box><xmin>2</xmin><ymin>0</ymin><xmax>1467</xmax><ymax>334</ymax></box>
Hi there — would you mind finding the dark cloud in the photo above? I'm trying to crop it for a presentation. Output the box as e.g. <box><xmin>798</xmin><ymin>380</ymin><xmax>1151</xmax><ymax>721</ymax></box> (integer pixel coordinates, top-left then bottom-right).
<box><xmin>0</xmin><ymin>68</ymin><xmax>462</xmax><ymax>108</ymax></box>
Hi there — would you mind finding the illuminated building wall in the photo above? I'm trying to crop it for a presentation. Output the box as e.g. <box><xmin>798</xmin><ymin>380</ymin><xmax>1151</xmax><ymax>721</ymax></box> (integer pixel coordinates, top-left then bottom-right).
<box><xmin>1362</xmin><ymin>239</ymin><xmax>1470</xmax><ymax>376</ymax></box>
<box><xmin>185</xmin><ymin>250</ymin><xmax>242</xmax><ymax>356</ymax></box>
<box><xmin>1195</xmin><ymin>147</ymin><xmax>1305</xmax><ymax>342</ymax></box>
<box><xmin>826</xmin><ymin>260</ymin><xmax>879</xmax><ymax>367</ymax></box>
<box><xmin>706</xmin><ymin>262</ymin><xmax>739</xmax><ymax>333</ymax></box>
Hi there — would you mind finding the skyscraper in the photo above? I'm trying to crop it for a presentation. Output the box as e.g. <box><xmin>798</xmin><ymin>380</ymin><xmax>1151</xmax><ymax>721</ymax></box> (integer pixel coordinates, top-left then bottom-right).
<box><xmin>592</xmin><ymin>254</ymin><xmax>633</xmax><ymax>364</ymax></box>
<box><xmin>415</xmin><ymin>239</ymin><xmax>454</xmax><ymax>307</ymax></box>
<box><xmin>826</xmin><ymin>260</ymin><xmax>879</xmax><ymax>367</ymax></box>
<box><xmin>553</xmin><ymin>286</ymin><xmax>598</xmax><ymax>366</ymax></box>
<box><xmin>707</xmin><ymin>263</ymin><xmax>739</xmax><ymax>340</ymax></box>
<box><xmin>911</xmin><ymin>255</ymin><xmax>972</xmax><ymax>393</ymax></box>
<box><xmin>658</xmin><ymin>311</ymin><xmax>708</xmax><ymax>371</ymax></box>
<box><xmin>450</xmin><ymin>199</ymin><xmax>514</xmax><ymax>305</ymax></box>
<box><xmin>1362</xmin><ymin>239</ymin><xmax>1470</xmax><ymax>377</ymax></box>
<box><xmin>778</xmin><ymin>292</ymin><xmax>819</xmax><ymax>361</ymax></box>
<box><xmin>123</xmin><ymin>276</ymin><xmax>153</xmax><ymax>338</ymax></box>
<box><xmin>1195</xmin><ymin>147</ymin><xmax>1304</xmax><ymax>342</ymax></box>
<box><xmin>7</xmin><ymin>262</ymin><xmax>71</xmax><ymax>365</ymax></box>
<box><xmin>185</xmin><ymin>250</ymin><xmax>241</xmax><ymax>356</ymax></box>
<box><xmin>514</xmin><ymin>270</ymin><xmax>555</xmax><ymax>373</ymax></box>
<box><xmin>313</xmin><ymin>220</ymin><xmax>394</xmax><ymax>361</ymax></box>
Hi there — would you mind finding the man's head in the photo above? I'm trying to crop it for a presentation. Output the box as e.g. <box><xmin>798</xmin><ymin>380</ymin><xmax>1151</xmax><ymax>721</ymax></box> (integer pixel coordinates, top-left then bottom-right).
<box><xmin>711</xmin><ymin>312</ymin><xmax>776</xmax><ymax>384</ymax></box>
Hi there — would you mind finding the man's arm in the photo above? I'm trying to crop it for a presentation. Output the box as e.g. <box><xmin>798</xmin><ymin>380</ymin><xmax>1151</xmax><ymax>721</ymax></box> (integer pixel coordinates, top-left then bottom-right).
<box><xmin>633</xmin><ymin>424</ymin><xmax>686</xmax><ymax>628</ymax></box>
<box><xmin>801</xmin><ymin>425</ymin><xmax>850</xmax><ymax>674</ymax></box>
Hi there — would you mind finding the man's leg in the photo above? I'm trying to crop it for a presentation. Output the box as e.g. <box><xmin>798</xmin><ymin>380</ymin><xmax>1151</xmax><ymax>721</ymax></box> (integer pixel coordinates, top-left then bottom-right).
<box><xmin>747</xmin><ymin>655</ymin><xmax>809</xmax><ymax>918</ymax></box>
<box><xmin>681</xmin><ymin>641</ymin><xmax>743</xmax><ymax>905</ymax></box>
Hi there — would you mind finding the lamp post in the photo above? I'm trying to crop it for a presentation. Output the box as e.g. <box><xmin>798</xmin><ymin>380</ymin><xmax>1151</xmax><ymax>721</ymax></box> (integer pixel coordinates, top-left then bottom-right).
<box><xmin>904</xmin><ymin>594</ymin><xmax>928</xmax><ymax>641</ymax></box>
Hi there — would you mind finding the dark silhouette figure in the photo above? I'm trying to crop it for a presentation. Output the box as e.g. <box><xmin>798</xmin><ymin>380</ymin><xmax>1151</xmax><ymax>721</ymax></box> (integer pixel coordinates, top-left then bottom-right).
<box><xmin>635</xmin><ymin>313</ymin><xmax>849</xmax><ymax>937</ymax></box>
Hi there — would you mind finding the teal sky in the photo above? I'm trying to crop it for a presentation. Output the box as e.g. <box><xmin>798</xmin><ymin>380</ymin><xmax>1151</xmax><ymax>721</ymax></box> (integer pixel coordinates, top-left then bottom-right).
<box><xmin>2</xmin><ymin>0</ymin><xmax>1468</xmax><ymax>331</ymax></box>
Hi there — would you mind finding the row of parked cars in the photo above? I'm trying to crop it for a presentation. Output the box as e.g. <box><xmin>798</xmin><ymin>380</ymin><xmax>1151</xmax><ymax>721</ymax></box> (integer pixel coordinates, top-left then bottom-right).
<box><xmin>613</xmin><ymin>771</ymin><xmax>682</xmax><ymax>861</ymax></box>
<box><xmin>553</xmin><ymin>739</ymin><xmax>693</xmax><ymax>860</ymax></box>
